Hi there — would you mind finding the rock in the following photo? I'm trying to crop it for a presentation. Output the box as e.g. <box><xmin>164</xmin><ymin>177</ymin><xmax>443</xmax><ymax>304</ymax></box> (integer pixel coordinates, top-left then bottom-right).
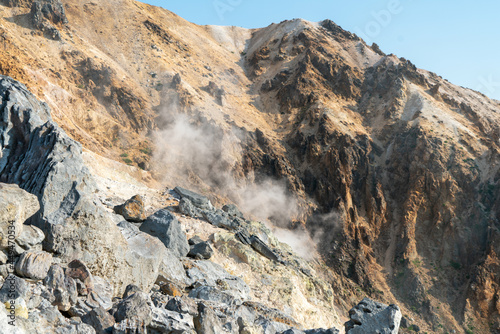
<box><xmin>202</xmin><ymin>210</ymin><xmax>235</xmax><ymax>230</ymax></box>
<box><xmin>165</xmin><ymin>297</ymin><xmax>198</xmax><ymax>316</ymax></box>
<box><xmin>222</xmin><ymin>204</ymin><xmax>244</xmax><ymax>219</ymax></box>
<box><xmin>118</xmin><ymin>221</ymin><xmax>171</xmax><ymax>293</ymax></box>
<box><xmin>185</xmin><ymin>260</ymin><xmax>250</xmax><ymax>301</ymax></box>
<box><xmin>43</xmin><ymin>264</ymin><xmax>78</xmax><ymax>311</ymax></box>
<box><xmin>123</xmin><ymin>284</ymin><xmax>141</xmax><ymax>299</ymax></box>
<box><xmin>111</xmin><ymin>291</ymin><xmax>153</xmax><ymax>326</ymax></box>
<box><xmin>250</xmin><ymin>235</ymin><xmax>280</xmax><ymax>262</ymax></box>
<box><xmin>173</xmin><ymin>187</ymin><xmax>212</xmax><ymax>210</ymax></box>
<box><xmin>0</xmin><ymin>275</ymin><xmax>29</xmax><ymax>302</ymax></box>
<box><xmin>15</xmin><ymin>225</ymin><xmax>45</xmax><ymax>251</ymax></box>
<box><xmin>178</xmin><ymin>198</ymin><xmax>203</xmax><ymax>218</ymax></box>
<box><xmin>66</xmin><ymin>260</ymin><xmax>94</xmax><ymax>295</ymax></box>
<box><xmin>114</xmin><ymin>195</ymin><xmax>146</xmax><ymax>223</ymax></box>
<box><xmin>188</xmin><ymin>236</ymin><xmax>204</xmax><ymax>246</ymax></box>
<box><xmin>112</xmin><ymin>319</ymin><xmax>147</xmax><ymax>334</ymax></box>
<box><xmin>345</xmin><ymin>298</ymin><xmax>402</xmax><ymax>334</ymax></box>
<box><xmin>0</xmin><ymin>76</ymin><xmax>164</xmax><ymax>296</ymax></box>
<box><xmin>149</xmin><ymin>307</ymin><xmax>196</xmax><ymax>333</ymax></box>
<box><xmin>0</xmin><ymin>252</ymin><xmax>7</xmax><ymax>265</ymax></box>
<box><xmin>156</xmin><ymin>248</ymin><xmax>191</xmax><ymax>287</ymax></box>
<box><xmin>139</xmin><ymin>209</ymin><xmax>189</xmax><ymax>258</ymax></box>
<box><xmin>159</xmin><ymin>281</ymin><xmax>183</xmax><ymax>297</ymax></box>
<box><xmin>193</xmin><ymin>302</ymin><xmax>224</xmax><ymax>334</ymax></box>
<box><xmin>235</xmin><ymin>229</ymin><xmax>252</xmax><ymax>245</ymax></box>
<box><xmin>81</xmin><ymin>307</ymin><xmax>116</xmax><ymax>334</ymax></box>
<box><xmin>400</xmin><ymin>316</ymin><xmax>409</xmax><ymax>328</ymax></box>
<box><xmin>4</xmin><ymin>297</ymin><xmax>29</xmax><ymax>319</ymax></box>
<box><xmin>0</xmin><ymin>183</ymin><xmax>39</xmax><ymax>250</ymax></box>
<box><xmin>86</xmin><ymin>276</ymin><xmax>113</xmax><ymax>311</ymax></box>
<box><xmin>15</xmin><ymin>250</ymin><xmax>52</xmax><ymax>280</ymax></box>
<box><xmin>31</xmin><ymin>0</ymin><xmax>68</xmax><ymax>26</ymax></box>
<box><xmin>188</xmin><ymin>241</ymin><xmax>214</xmax><ymax>260</ymax></box>
<box><xmin>188</xmin><ymin>285</ymin><xmax>239</xmax><ymax>306</ymax></box>
<box><xmin>0</xmin><ymin>300</ymin><xmax>25</xmax><ymax>333</ymax></box>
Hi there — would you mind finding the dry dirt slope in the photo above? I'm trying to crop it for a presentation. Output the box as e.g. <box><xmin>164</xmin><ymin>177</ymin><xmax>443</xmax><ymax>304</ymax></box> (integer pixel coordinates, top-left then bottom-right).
<box><xmin>1</xmin><ymin>0</ymin><xmax>500</xmax><ymax>332</ymax></box>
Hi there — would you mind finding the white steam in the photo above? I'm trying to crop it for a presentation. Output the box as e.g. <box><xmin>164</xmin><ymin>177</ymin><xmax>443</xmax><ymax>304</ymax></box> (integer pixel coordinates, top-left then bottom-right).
<box><xmin>153</xmin><ymin>112</ymin><xmax>298</xmax><ymax>226</ymax></box>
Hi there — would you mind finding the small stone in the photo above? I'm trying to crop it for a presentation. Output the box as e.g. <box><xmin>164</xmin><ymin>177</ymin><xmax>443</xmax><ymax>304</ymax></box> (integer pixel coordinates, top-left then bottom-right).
<box><xmin>174</xmin><ymin>187</ymin><xmax>213</xmax><ymax>210</ymax></box>
<box><xmin>16</xmin><ymin>225</ymin><xmax>45</xmax><ymax>251</ymax></box>
<box><xmin>114</xmin><ymin>195</ymin><xmax>147</xmax><ymax>223</ymax></box>
<box><xmin>188</xmin><ymin>242</ymin><xmax>214</xmax><ymax>260</ymax></box>
<box><xmin>15</xmin><ymin>250</ymin><xmax>53</xmax><ymax>280</ymax></box>
<box><xmin>111</xmin><ymin>291</ymin><xmax>153</xmax><ymax>326</ymax></box>
<box><xmin>4</xmin><ymin>297</ymin><xmax>29</xmax><ymax>319</ymax></box>
<box><xmin>81</xmin><ymin>306</ymin><xmax>116</xmax><ymax>334</ymax></box>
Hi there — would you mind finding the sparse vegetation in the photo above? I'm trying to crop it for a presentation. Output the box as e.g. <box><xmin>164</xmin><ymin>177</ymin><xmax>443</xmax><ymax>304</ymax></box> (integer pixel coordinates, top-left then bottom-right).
<box><xmin>122</xmin><ymin>158</ymin><xmax>133</xmax><ymax>164</ymax></box>
<box><xmin>120</xmin><ymin>153</ymin><xmax>129</xmax><ymax>157</ymax></box>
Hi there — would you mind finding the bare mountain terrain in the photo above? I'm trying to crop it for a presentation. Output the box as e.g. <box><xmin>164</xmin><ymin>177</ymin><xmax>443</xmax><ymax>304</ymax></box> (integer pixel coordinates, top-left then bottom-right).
<box><xmin>0</xmin><ymin>0</ymin><xmax>499</xmax><ymax>332</ymax></box>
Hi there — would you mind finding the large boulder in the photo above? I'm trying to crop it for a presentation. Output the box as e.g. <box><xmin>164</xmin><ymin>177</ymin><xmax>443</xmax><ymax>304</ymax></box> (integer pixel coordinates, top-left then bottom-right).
<box><xmin>0</xmin><ymin>183</ymin><xmax>39</xmax><ymax>250</ymax></box>
<box><xmin>0</xmin><ymin>76</ymin><xmax>167</xmax><ymax>296</ymax></box>
<box><xmin>139</xmin><ymin>209</ymin><xmax>189</xmax><ymax>258</ymax></box>
<box><xmin>345</xmin><ymin>298</ymin><xmax>401</xmax><ymax>334</ymax></box>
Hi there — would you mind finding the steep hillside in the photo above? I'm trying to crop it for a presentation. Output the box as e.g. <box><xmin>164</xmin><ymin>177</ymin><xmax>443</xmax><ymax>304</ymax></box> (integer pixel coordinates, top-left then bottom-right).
<box><xmin>0</xmin><ymin>0</ymin><xmax>499</xmax><ymax>332</ymax></box>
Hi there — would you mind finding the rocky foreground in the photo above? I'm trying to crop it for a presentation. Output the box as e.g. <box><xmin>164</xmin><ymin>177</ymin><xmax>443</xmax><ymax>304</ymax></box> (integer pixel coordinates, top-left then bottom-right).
<box><xmin>0</xmin><ymin>75</ymin><xmax>404</xmax><ymax>331</ymax></box>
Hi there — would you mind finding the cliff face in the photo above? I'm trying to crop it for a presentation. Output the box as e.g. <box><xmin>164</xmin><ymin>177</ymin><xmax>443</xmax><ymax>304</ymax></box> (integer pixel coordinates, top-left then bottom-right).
<box><xmin>0</xmin><ymin>0</ymin><xmax>499</xmax><ymax>332</ymax></box>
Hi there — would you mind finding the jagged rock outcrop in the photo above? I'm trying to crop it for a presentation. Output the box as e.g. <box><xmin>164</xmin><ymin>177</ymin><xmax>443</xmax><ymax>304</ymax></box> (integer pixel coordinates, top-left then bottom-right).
<box><xmin>0</xmin><ymin>75</ymin><xmax>165</xmax><ymax>295</ymax></box>
<box><xmin>345</xmin><ymin>298</ymin><xmax>401</xmax><ymax>333</ymax></box>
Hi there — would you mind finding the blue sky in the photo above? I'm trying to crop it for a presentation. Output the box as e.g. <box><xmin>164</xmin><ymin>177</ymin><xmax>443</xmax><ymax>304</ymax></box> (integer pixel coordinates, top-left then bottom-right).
<box><xmin>140</xmin><ymin>0</ymin><xmax>500</xmax><ymax>100</ymax></box>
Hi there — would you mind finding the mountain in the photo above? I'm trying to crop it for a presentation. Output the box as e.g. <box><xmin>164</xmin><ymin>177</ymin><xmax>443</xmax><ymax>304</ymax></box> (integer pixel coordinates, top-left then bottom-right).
<box><xmin>0</xmin><ymin>0</ymin><xmax>499</xmax><ymax>332</ymax></box>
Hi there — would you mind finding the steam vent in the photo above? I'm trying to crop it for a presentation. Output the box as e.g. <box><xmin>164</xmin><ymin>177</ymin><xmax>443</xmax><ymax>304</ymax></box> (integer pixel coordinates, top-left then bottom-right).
<box><xmin>0</xmin><ymin>0</ymin><xmax>499</xmax><ymax>333</ymax></box>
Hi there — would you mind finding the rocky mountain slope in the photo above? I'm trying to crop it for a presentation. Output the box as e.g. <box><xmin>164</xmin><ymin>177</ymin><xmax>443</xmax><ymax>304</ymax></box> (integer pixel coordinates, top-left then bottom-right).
<box><xmin>0</xmin><ymin>0</ymin><xmax>499</xmax><ymax>333</ymax></box>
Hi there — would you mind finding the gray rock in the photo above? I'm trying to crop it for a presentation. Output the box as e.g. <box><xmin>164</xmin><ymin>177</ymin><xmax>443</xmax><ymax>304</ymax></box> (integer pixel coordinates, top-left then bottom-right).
<box><xmin>114</xmin><ymin>195</ymin><xmax>146</xmax><ymax>223</ymax></box>
<box><xmin>81</xmin><ymin>307</ymin><xmax>116</xmax><ymax>334</ymax></box>
<box><xmin>16</xmin><ymin>225</ymin><xmax>45</xmax><ymax>251</ymax></box>
<box><xmin>202</xmin><ymin>210</ymin><xmax>235</xmax><ymax>230</ymax></box>
<box><xmin>86</xmin><ymin>276</ymin><xmax>113</xmax><ymax>311</ymax></box>
<box><xmin>149</xmin><ymin>307</ymin><xmax>196</xmax><ymax>334</ymax></box>
<box><xmin>112</xmin><ymin>319</ymin><xmax>147</xmax><ymax>334</ymax></box>
<box><xmin>123</xmin><ymin>284</ymin><xmax>141</xmax><ymax>299</ymax></box>
<box><xmin>156</xmin><ymin>248</ymin><xmax>191</xmax><ymax>288</ymax></box>
<box><xmin>43</xmin><ymin>264</ymin><xmax>78</xmax><ymax>311</ymax></box>
<box><xmin>250</xmin><ymin>235</ymin><xmax>280</xmax><ymax>262</ymax></box>
<box><xmin>235</xmin><ymin>229</ymin><xmax>252</xmax><ymax>245</ymax></box>
<box><xmin>139</xmin><ymin>209</ymin><xmax>189</xmax><ymax>258</ymax></box>
<box><xmin>193</xmin><ymin>302</ymin><xmax>224</xmax><ymax>334</ymax></box>
<box><xmin>178</xmin><ymin>198</ymin><xmax>203</xmax><ymax>218</ymax></box>
<box><xmin>15</xmin><ymin>250</ymin><xmax>52</xmax><ymax>280</ymax></box>
<box><xmin>0</xmin><ymin>76</ymin><xmax>164</xmax><ymax>296</ymax></box>
<box><xmin>165</xmin><ymin>297</ymin><xmax>198</xmax><ymax>316</ymax></box>
<box><xmin>188</xmin><ymin>241</ymin><xmax>214</xmax><ymax>260</ymax></box>
<box><xmin>0</xmin><ymin>274</ymin><xmax>29</xmax><ymax>302</ymax></box>
<box><xmin>345</xmin><ymin>298</ymin><xmax>402</xmax><ymax>334</ymax></box>
<box><xmin>0</xmin><ymin>183</ymin><xmax>39</xmax><ymax>250</ymax></box>
<box><xmin>185</xmin><ymin>260</ymin><xmax>250</xmax><ymax>301</ymax></box>
<box><xmin>173</xmin><ymin>187</ymin><xmax>212</xmax><ymax>210</ymax></box>
<box><xmin>400</xmin><ymin>316</ymin><xmax>409</xmax><ymax>328</ymax></box>
<box><xmin>188</xmin><ymin>236</ymin><xmax>204</xmax><ymax>246</ymax></box>
<box><xmin>0</xmin><ymin>251</ymin><xmax>7</xmax><ymax>265</ymax></box>
<box><xmin>222</xmin><ymin>204</ymin><xmax>244</xmax><ymax>219</ymax></box>
<box><xmin>111</xmin><ymin>291</ymin><xmax>153</xmax><ymax>326</ymax></box>
<box><xmin>188</xmin><ymin>285</ymin><xmax>239</xmax><ymax>306</ymax></box>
